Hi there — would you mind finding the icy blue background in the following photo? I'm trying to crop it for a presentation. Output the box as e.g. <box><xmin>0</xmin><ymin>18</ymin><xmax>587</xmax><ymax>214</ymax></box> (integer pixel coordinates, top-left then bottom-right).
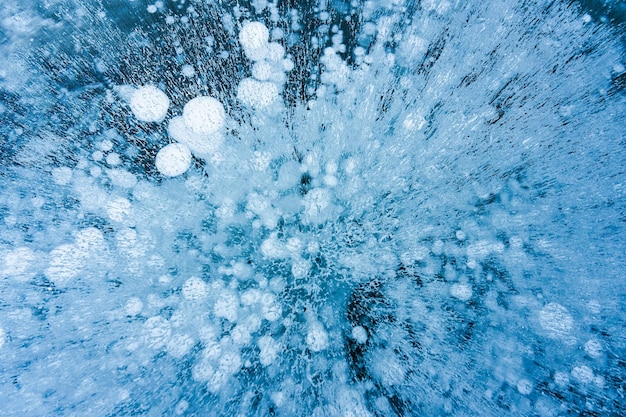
<box><xmin>0</xmin><ymin>0</ymin><xmax>624</xmax><ymax>415</ymax></box>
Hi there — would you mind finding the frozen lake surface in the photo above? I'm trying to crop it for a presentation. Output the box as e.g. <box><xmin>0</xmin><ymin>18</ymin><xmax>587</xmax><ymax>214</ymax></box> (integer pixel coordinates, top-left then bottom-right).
<box><xmin>0</xmin><ymin>0</ymin><xmax>625</xmax><ymax>415</ymax></box>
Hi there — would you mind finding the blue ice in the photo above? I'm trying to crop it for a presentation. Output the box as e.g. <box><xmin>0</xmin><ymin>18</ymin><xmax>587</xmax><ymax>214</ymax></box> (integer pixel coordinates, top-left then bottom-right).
<box><xmin>0</xmin><ymin>0</ymin><xmax>625</xmax><ymax>415</ymax></box>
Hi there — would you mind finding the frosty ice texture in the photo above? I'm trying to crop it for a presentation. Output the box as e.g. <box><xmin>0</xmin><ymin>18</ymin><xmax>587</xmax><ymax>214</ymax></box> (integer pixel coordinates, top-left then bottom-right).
<box><xmin>0</xmin><ymin>0</ymin><xmax>625</xmax><ymax>416</ymax></box>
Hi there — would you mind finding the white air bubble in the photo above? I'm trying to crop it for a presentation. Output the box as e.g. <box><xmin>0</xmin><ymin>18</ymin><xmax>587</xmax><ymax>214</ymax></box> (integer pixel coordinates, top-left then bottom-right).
<box><xmin>237</xmin><ymin>78</ymin><xmax>279</xmax><ymax>108</ymax></box>
<box><xmin>107</xmin><ymin>197</ymin><xmax>132</xmax><ymax>222</ymax></box>
<box><xmin>215</xmin><ymin>290</ymin><xmax>239</xmax><ymax>322</ymax></box>
<box><xmin>124</xmin><ymin>297</ymin><xmax>143</xmax><ymax>316</ymax></box>
<box><xmin>571</xmin><ymin>365</ymin><xmax>594</xmax><ymax>384</ymax></box>
<box><xmin>182</xmin><ymin>277</ymin><xmax>209</xmax><ymax>301</ymax></box>
<box><xmin>182</xmin><ymin>96</ymin><xmax>226</xmax><ymax>135</ymax></box>
<box><xmin>306</xmin><ymin>322</ymin><xmax>329</xmax><ymax>352</ymax></box>
<box><xmin>45</xmin><ymin>244</ymin><xmax>85</xmax><ymax>286</ymax></box>
<box><xmin>155</xmin><ymin>143</ymin><xmax>192</xmax><ymax>177</ymax></box>
<box><xmin>181</xmin><ymin>64</ymin><xmax>195</xmax><ymax>77</ymax></box>
<box><xmin>538</xmin><ymin>303</ymin><xmax>573</xmax><ymax>339</ymax></box>
<box><xmin>258</xmin><ymin>335</ymin><xmax>280</xmax><ymax>366</ymax></box>
<box><xmin>129</xmin><ymin>85</ymin><xmax>170</xmax><ymax>123</ymax></box>
<box><xmin>450</xmin><ymin>283</ymin><xmax>472</xmax><ymax>301</ymax></box>
<box><xmin>2</xmin><ymin>247</ymin><xmax>37</xmax><ymax>282</ymax></box>
<box><xmin>252</xmin><ymin>60</ymin><xmax>273</xmax><ymax>81</ymax></box>
<box><xmin>239</xmin><ymin>21</ymin><xmax>270</xmax><ymax>61</ymax></box>
<box><xmin>168</xmin><ymin>116</ymin><xmax>223</xmax><ymax>159</ymax></box>
<box><xmin>52</xmin><ymin>166</ymin><xmax>73</xmax><ymax>185</ymax></box>
<box><xmin>584</xmin><ymin>340</ymin><xmax>603</xmax><ymax>358</ymax></box>
<box><xmin>167</xmin><ymin>334</ymin><xmax>195</xmax><ymax>359</ymax></box>
<box><xmin>142</xmin><ymin>316</ymin><xmax>171</xmax><ymax>350</ymax></box>
<box><xmin>517</xmin><ymin>379</ymin><xmax>533</xmax><ymax>395</ymax></box>
<box><xmin>351</xmin><ymin>326</ymin><xmax>367</xmax><ymax>344</ymax></box>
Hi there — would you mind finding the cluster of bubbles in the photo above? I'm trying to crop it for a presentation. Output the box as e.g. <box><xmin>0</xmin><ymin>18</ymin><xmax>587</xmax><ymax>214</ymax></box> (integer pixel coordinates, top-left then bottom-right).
<box><xmin>0</xmin><ymin>0</ymin><xmax>625</xmax><ymax>416</ymax></box>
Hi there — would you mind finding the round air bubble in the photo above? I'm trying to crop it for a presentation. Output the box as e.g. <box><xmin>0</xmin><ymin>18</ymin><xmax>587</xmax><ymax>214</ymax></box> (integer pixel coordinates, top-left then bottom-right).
<box><xmin>237</xmin><ymin>78</ymin><xmax>279</xmax><ymax>108</ymax></box>
<box><xmin>571</xmin><ymin>365</ymin><xmax>594</xmax><ymax>384</ymax></box>
<box><xmin>239</xmin><ymin>21</ymin><xmax>270</xmax><ymax>61</ymax></box>
<box><xmin>45</xmin><ymin>244</ymin><xmax>85</xmax><ymax>286</ymax></box>
<box><xmin>266</xmin><ymin>42</ymin><xmax>285</xmax><ymax>62</ymax></box>
<box><xmin>155</xmin><ymin>143</ymin><xmax>192</xmax><ymax>177</ymax></box>
<box><xmin>252</xmin><ymin>61</ymin><xmax>273</xmax><ymax>81</ymax></box>
<box><xmin>538</xmin><ymin>303</ymin><xmax>573</xmax><ymax>339</ymax></box>
<box><xmin>258</xmin><ymin>335</ymin><xmax>279</xmax><ymax>366</ymax></box>
<box><xmin>351</xmin><ymin>326</ymin><xmax>368</xmax><ymax>344</ymax></box>
<box><xmin>142</xmin><ymin>316</ymin><xmax>171</xmax><ymax>349</ymax></box>
<box><xmin>2</xmin><ymin>247</ymin><xmax>36</xmax><ymax>282</ymax></box>
<box><xmin>168</xmin><ymin>116</ymin><xmax>223</xmax><ymax>158</ymax></box>
<box><xmin>450</xmin><ymin>283</ymin><xmax>472</xmax><ymax>301</ymax></box>
<box><xmin>182</xmin><ymin>96</ymin><xmax>226</xmax><ymax>135</ymax></box>
<box><xmin>125</xmin><ymin>297</ymin><xmax>143</xmax><ymax>316</ymax></box>
<box><xmin>182</xmin><ymin>276</ymin><xmax>209</xmax><ymax>301</ymax></box>
<box><xmin>129</xmin><ymin>85</ymin><xmax>170</xmax><ymax>123</ymax></box>
<box><xmin>517</xmin><ymin>379</ymin><xmax>533</xmax><ymax>395</ymax></box>
<box><xmin>306</xmin><ymin>322</ymin><xmax>329</xmax><ymax>352</ymax></box>
<box><xmin>107</xmin><ymin>197</ymin><xmax>132</xmax><ymax>222</ymax></box>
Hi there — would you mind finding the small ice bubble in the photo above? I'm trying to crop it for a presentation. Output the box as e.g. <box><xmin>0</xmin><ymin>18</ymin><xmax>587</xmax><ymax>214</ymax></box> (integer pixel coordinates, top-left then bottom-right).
<box><xmin>266</xmin><ymin>42</ymin><xmax>285</xmax><ymax>62</ymax></box>
<box><xmin>107</xmin><ymin>168</ymin><xmax>138</xmax><ymax>188</ymax></box>
<box><xmin>582</xmin><ymin>13</ymin><xmax>592</xmax><ymax>23</ymax></box>
<box><xmin>554</xmin><ymin>371</ymin><xmax>570</xmax><ymax>387</ymax></box>
<box><xmin>129</xmin><ymin>85</ymin><xmax>170</xmax><ymax>123</ymax></box>
<box><xmin>262</xmin><ymin>298</ymin><xmax>282</xmax><ymax>322</ymax></box>
<box><xmin>2</xmin><ymin>247</ymin><xmax>36</xmax><ymax>282</ymax></box>
<box><xmin>51</xmin><ymin>166</ymin><xmax>73</xmax><ymax>185</ymax></box>
<box><xmin>142</xmin><ymin>316</ymin><xmax>171</xmax><ymax>349</ymax></box>
<box><xmin>237</xmin><ymin>78</ymin><xmax>279</xmax><ymax>108</ymax></box>
<box><xmin>450</xmin><ymin>283</ymin><xmax>472</xmax><ymax>301</ymax></box>
<box><xmin>167</xmin><ymin>334</ymin><xmax>195</xmax><ymax>359</ymax></box>
<box><xmin>92</xmin><ymin>150</ymin><xmax>103</xmax><ymax>161</ymax></box>
<box><xmin>90</xmin><ymin>166</ymin><xmax>101</xmax><ymax>177</ymax></box>
<box><xmin>291</xmin><ymin>258</ymin><xmax>311</xmax><ymax>279</ymax></box>
<box><xmin>252</xmin><ymin>60</ymin><xmax>273</xmax><ymax>81</ymax></box>
<box><xmin>107</xmin><ymin>197</ymin><xmax>132</xmax><ymax>222</ymax></box>
<box><xmin>147</xmin><ymin>4</ymin><xmax>157</xmax><ymax>13</ymax></box>
<box><xmin>584</xmin><ymin>340</ymin><xmax>603</xmax><ymax>358</ymax></box>
<box><xmin>240</xmin><ymin>289</ymin><xmax>261</xmax><ymax>307</ymax></box>
<box><xmin>538</xmin><ymin>303</ymin><xmax>573</xmax><ymax>339</ymax></box>
<box><xmin>455</xmin><ymin>230</ymin><xmax>466</xmax><ymax>241</ymax></box>
<box><xmin>168</xmin><ymin>116</ymin><xmax>223</xmax><ymax>159</ymax></box>
<box><xmin>219</xmin><ymin>351</ymin><xmax>242</xmax><ymax>374</ymax></box>
<box><xmin>45</xmin><ymin>244</ymin><xmax>85</xmax><ymax>286</ymax></box>
<box><xmin>193</xmin><ymin>358</ymin><xmax>215</xmax><ymax>382</ymax></box>
<box><xmin>306</xmin><ymin>322</ymin><xmax>329</xmax><ymax>352</ymax></box>
<box><xmin>351</xmin><ymin>326</ymin><xmax>367</xmax><ymax>344</ymax></box>
<box><xmin>215</xmin><ymin>290</ymin><xmax>239</xmax><ymax>322</ymax></box>
<box><xmin>174</xmin><ymin>400</ymin><xmax>189</xmax><ymax>415</ymax></box>
<box><xmin>75</xmin><ymin>227</ymin><xmax>105</xmax><ymax>251</ymax></box>
<box><xmin>517</xmin><ymin>378</ymin><xmax>533</xmax><ymax>395</ymax></box>
<box><xmin>571</xmin><ymin>365</ymin><xmax>594</xmax><ymax>384</ymax></box>
<box><xmin>239</xmin><ymin>21</ymin><xmax>270</xmax><ymax>61</ymax></box>
<box><xmin>181</xmin><ymin>64</ymin><xmax>196</xmax><ymax>77</ymax></box>
<box><xmin>105</xmin><ymin>152</ymin><xmax>121</xmax><ymax>166</ymax></box>
<box><xmin>182</xmin><ymin>276</ymin><xmax>209</xmax><ymax>301</ymax></box>
<box><xmin>98</xmin><ymin>139</ymin><xmax>113</xmax><ymax>152</ymax></box>
<box><xmin>124</xmin><ymin>297</ymin><xmax>143</xmax><ymax>316</ymax></box>
<box><xmin>282</xmin><ymin>58</ymin><xmax>294</xmax><ymax>72</ymax></box>
<box><xmin>155</xmin><ymin>143</ymin><xmax>192</xmax><ymax>177</ymax></box>
<box><xmin>258</xmin><ymin>335</ymin><xmax>280</xmax><ymax>366</ymax></box>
